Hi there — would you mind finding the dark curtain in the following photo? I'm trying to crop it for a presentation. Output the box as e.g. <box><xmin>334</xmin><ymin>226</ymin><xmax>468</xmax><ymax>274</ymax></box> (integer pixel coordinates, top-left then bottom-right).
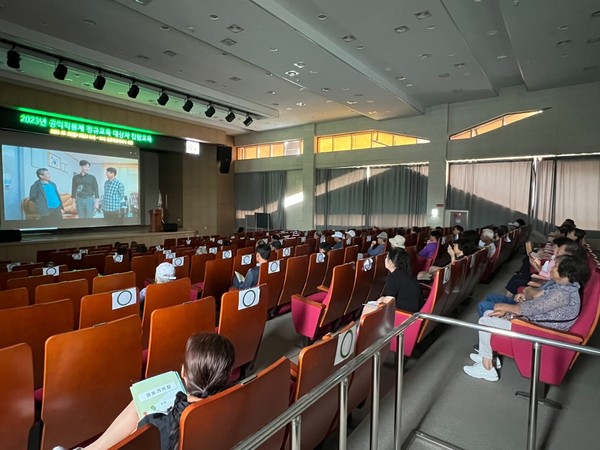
<box><xmin>235</xmin><ymin>171</ymin><xmax>286</xmax><ymax>230</ymax></box>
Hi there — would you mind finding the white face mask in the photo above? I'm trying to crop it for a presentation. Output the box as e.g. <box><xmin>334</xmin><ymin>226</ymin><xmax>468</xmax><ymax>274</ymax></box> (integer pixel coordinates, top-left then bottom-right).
<box><xmin>478</xmin><ymin>239</ymin><xmax>485</xmax><ymax>248</ymax></box>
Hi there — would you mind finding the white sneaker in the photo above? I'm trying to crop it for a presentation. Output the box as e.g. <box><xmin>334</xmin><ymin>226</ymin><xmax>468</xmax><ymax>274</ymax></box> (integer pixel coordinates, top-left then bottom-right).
<box><xmin>469</xmin><ymin>353</ymin><xmax>502</xmax><ymax>369</ymax></box>
<box><xmin>463</xmin><ymin>363</ymin><xmax>499</xmax><ymax>381</ymax></box>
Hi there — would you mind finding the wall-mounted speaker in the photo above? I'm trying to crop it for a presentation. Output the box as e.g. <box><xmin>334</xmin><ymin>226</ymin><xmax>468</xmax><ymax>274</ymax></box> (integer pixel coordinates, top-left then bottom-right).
<box><xmin>163</xmin><ymin>223</ymin><xmax>178</xmax><ymax>232</ymax></box>
<box><xmin>216</xmin><ymin>145</ymin><xmax>232</xmax><ymax>162</ymax></box>
<box><xmin>0</xmin><ymin>230</ymin><xmax>22</xmax><ymax>242</ymax></box>
<box><xmin>219</xmin><ymin>160</ymin><xmax>231</xmax><ymax>174</ymax></box>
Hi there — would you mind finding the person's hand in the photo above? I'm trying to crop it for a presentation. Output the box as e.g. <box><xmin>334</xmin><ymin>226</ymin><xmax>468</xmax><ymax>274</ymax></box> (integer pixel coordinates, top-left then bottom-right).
<box><xmin>371</xmin><ymin>241</ymin><xmax>377</xmax><ymax>246</ymax></box>
<box><xmin>514</xmin><ymin>292</ymin><xmax>526</xmax><ymax>303</ymax></box>
<box><xmin>490</xmin><ymin>303</ymin><xmax>518</xmax><ymax>317</ymax></box>
<box><xmin>447</xmin><ymin>245</ymin><xmax>455</xmax><ymax>258</ymax></box>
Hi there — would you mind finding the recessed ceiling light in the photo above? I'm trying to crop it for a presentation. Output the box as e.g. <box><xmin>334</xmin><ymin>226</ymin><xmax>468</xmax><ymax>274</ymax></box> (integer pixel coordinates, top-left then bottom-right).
<box><xmin>587</xmin><ymin>36</ymin><xmax>600</xmax><ymax>44</ymax></box>
<box><xmin>414</xmin><ymin>10</ymin><xmax>431</xmax><ymax>20</ymax></box>
<box><xmin>395</xmin><ymin>25</ymin><xmax>409</xmax><ymax>33</ymax></box>
<box><xmin>209</xmin><ymin>14</ymin><xmax>219</xmax><ymax>20</ymax></box>
<box><xmin>269</xmin><ymin>47</ymin><xmax>278</xmax><ymax>52</ymax></box>
<box><xmin>205</xmin><ymin>79</ymin><xmax>216</xmax><ymax>84</ymax></box>
<box><xmin>285</xmin><ymin>70</ymin><xmax>299</xmax><ymax>77</ymax></box>
<box><xmin>188</xmin><ymin>26</ymin><xmax>195</xmax><ymax>32</ymax></box>
<box><xmin>221</xmin><ymin>38</ymin><xmax>237</xmax><ymax>46</ymax></box>
<box><xmin>227</xmin><ymin>24</ymin><xmax>244</xmax><ymax>33</ymax></box>
<box><xmin>325</xmin><ymin>100</ymin><xmax>333</xmax><ymax>103</ymax></box>
<box><xmin>265</xmin><ymin>72</ymin><xmax>273</xmax><ymax>76</ymax></box>
<box><xmin>464</xmin><ymin>72</ymin><xmax>471</xmax><ymax>76</ymax></box>
<box><xmin>497</xmin><ymin>54</ymin><xmax>508</xmax><ymax>60</ymax></box>
<box><xmin>296</xmin><ymin>102</ymin><xmax>306</xmax><ymax>107</ymax></box>
<box><xmin>583</xmin><ymin>66</ymin><xmax>598</xmax><ymax>71</ymax></box>
<box><xmin>561</xmin><ymin>53</ymin><xmax>568</xmax><ymax>57</ymax></box>
<box><xmin>134</xmin><ymin>0</ymin><xmax>152</xmax><ymax>4</ymax></box>
<box><xmin>268</xmin><ymin>91</ymin><xmax>276</xmax><ymax>94</ymax></box>
<box><xmin>368</xmin><ymin>111</ymin><xmax>378</xmax><ymax>115</ymax></box>
<box><xmin>385</xmin><ymin>67</ymin><xmax>392</xmax><ymax>71</ymax></box>
<box><xmin>229</xmin><ymin>76</ymin><xmax>241</xmax><ymax>82</ymax></box>
<box><xmin>285</xmin><ymin>107</ymin><xmax>293</xmax><ymax>110</ymax></box>
<box><xmin>427</xmin><ymin>25</ymin><xmax>436</xmax><ymax>30</ymax></box>
<box><xmin>342</xmin><ymin>35</ymin><xmax>356</xmax><ymax>42</ymax></box>
<box><xmin>271</xmin><ymin>103</ymin><xmax>279</xmax><ymax>106</ymax></box>
<box><xmin>83</xmin><ymin>19</ymin><xmax>96</xmax><ymax>26</ymax></box>
<box><xmin>342</xmin><ymin>87</ymin><xmax>350</xmax><ymax>90</ymax></box>
<box><xmin>406</xmin><ymin>83</ymin><xmax>414</xmax><ymax>87</ymax></box>
<box><xmin>366</xmin><ymin>100</ymin><xmax>374</xmax><ymax>104</ymax></box>
<box><xmin>396</xmin><ymin>76</ymin><xmax>406</xmax><ymax>81</ymax></box>
<box><xmin>318</xmin><ymin>14</ymin><xmax>327</xmax><ymax>20</ymax></box>
<box><xmin>419</xmin><ymin>53</ymin><xmax>431</xmax><ymax>59</ymax></box>
<box><xmin>556</xmin><ymin>39</ymin><xmax>572</xmax><ymax>47</ymax></box>
<box><xmin>136</xmin><ymin>54</ymin><xmax>149</xmax><ymax>60</ymax></box>
<box><xmin>294</xmin><ymin>61</ymin><xmax>306</xmax><ymax>68</ymax></box>
<box><xmin>487</xmin><ymin>29</ymin><xmax>498</xmax><ymax>36</ymax></box>
<box><xmin>82</xmin><ymin>82</ymin><xmax>91</xmax><ymax>87</ymax></box>
<box><xmin>591</xmin><ymin>10</ymin><xmax>600</xmax><ymax>19</ymax></box>
<box><xmin>356</xmin><ymin>45</ymin><xmax>365</xmax><ymax>50</ymax></box>
<box><xmin>321</xmin><ymin>87</ymin><xmax>331</xmax><ymax>92</ymax></box>
<box><xmin>163</xmin><ymin>50</ymin><xmax>177</xmax><ymax>57</ymax></box>
<box><xmin>438</xmin><ymin>73</ymin><xmax>450</xmax><ymax>78</ymax></box>
<box><xmin>160</xmin><ymin>25</ymin><xmax>171</xmax><ymax>31</ymax></box>
<box><xmin>448</xmin><ymin>52</ymin><xmax>456</xmax><ymax>57</ymax></box>
<box><xmin>558</xmin><ymin>25</ymin><xmax>568</xmax><ymax>30</ymax></box>
<box><xmin>454</xmin><ymin>62</ymin><xmax>466</xmax><ymax>68</ymax></box>
<box><xmin>309</xmin><ymin>70</ymin><xmax>318</xmax><ymax>74</ymax></box>
<box><xmin>346</xmin><ymin>101</ymin><xmax>358</xmax><ymax>105</ymax></box>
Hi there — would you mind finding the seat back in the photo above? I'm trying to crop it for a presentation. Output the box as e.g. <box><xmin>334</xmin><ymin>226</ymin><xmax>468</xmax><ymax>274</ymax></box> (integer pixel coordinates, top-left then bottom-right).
<box><xmin>344</xmin><ymin>257</ymin><xmax>376</xmax><ymax>315</ymax></box>
<box><xmin>36</xmin><ymin>278</ymin><xmax>89</xmax><ymax>326</ymax></box>
<box><xmin>0</xmin><ymin>299</ymin><xmax>73</xmax><ymax>388</ymax></box>
<box><xmin>172</xmin><ymin>256</ymin><xmax>190</xmax><ymax>279</ymax></box>
<box><xmin>202</xmin><ymin>258</ymin><xmax>234</xmax><ymax>303</ymax></box>
<box><xmin>0</xmin><ymin>269</ymin><xmax>28</xmax><ymax>290</ymax></box>
<box><xmin>0</xmin><ymin>287</ymin><xmax>29</xmax><ymax>310</ymax></box>
<box><xmin>131</xmin><ymin>254</ymin><xmax>157</xmax><ymax>289</ymax></box>
<box><xmin>320</xmin><ymin>262</ymin><xmax>356</xmax><ymax>327</ymax></box>
<box><xmin>0</xmin><ymin>343</ymin><xmax>35</xmax><ymax>450</ymax></box>
<box><xmin>108</xmin><ymin>424</ymin><xmax>161</xmax><ymax>450</ymax></box>
<box><xmin>276</xmin><ymin>255</ymin><xmax>309</xmax><ymax>308</ymax></box>
<box><xmin>405</xmin><ymin>246</ymin><xmax>419</xmax><ymax>276</ymax></box>
<box><xmin>16</xmin><ymin>262</ymin><xmax>44</xmax><ymax>275</ymax></box>
<box><xmin>294</xmin><ymin>243</ymin><xmax>311</xmax><ymax>257</ymax></box>
<box><xmin>418</xmin><ymin>266</ymin><xmax>452</xmax><ymax>341</ymax></box>
<box><xmin>142</xmin><ymin>277</ymin><xmax>193</xmax><ymax>348</ymax></box>
<box><xmin>31</xmin><ymin>264</ymin><xmax>69</xmax><ymax>276</ymax></box>
<box><xmin>218</xmin><ymin>284</ymin><xmax>268</xmax><ymax>373</ymax></box>
<box><xmin>179</xmin><ymin>357</ymin><xmax>290</xmax><ymax>450</ymax></box>
<box><xmin>258</xmin><ymin>258</ymin><xmax>287</xmax><ymax>310</ymax></box>
<box><xmin>322</xmin><ymin>248</ymin><xmax>345</xmax><ymax>287</ymax></box>
<box><xmin>301</xmin><ymin>252</ymin><xmax>328</xmax><ymax>296</ymax></box>
<box><xmin>236</xmin><ymin>246</ymin><xmax>254</xmax><ymax>257</ymax></box>
<box><xmin>367</xmin><ymin>252</ymin><xmax>388</xmax><ymax>301</ymax></box>
<box><xmin>145</xmin><ymin>297</ymin><xmax>216</xmax><ymax>378</ymax></box>
<box><xmin>189</xmin><ymin>253</ymin><xmax>216</xmax><ymax>284</ymax></box>
<box><xmin>276</xmin><ymin>246</ymin><xmax>294</xmax><ymax>259</ymax></box>
<box><xmin>7</xmin><ymin>274</ymin><xmax>55</xmax><ymax>304</ymax></box>
<box><xmin>233</xmin><ymin>253</ymin><xmax>255</xmax><ymax>284</ymax></box>
<box><xmin>343</xmin><ymin>245</ymin><xmax>359</xmax><ymax>263</ymax></box>
<box><xmin>59</xmin><ymin>267</ymin><xmax>98</xmax><ymax>292</ymax></box>
<box><xmin>104</xmin><ymin>254</ymin><xmax>131</xmax><ymax>275</ymax></box>
<box><xmin>79</xmin><ymin>289</ymin><xmax>140</xmax><ymax>329</ymax></box>
<box><xmin>93</xmin><ymin>271</ymin><xmax>137</xmax><ymax>294</ymax></box>
<box><xmin>440</xmin><ymin>257</ymin><xmax>468</xmax><ymax>316</ymax></box>
<box><xmin>41</xmin><ymin>315</ymin><xmax>142</xmax><ymax>450</ymax></box>
<box><xmin>80</xmin><ymin>253</ymin><xmax>106</xmax><ymax>274</ymax></box>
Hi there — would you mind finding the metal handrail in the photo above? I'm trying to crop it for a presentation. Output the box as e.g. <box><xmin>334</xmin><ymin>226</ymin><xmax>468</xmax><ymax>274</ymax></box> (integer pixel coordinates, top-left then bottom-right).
<box><xmin>233</xmin><ymin>312</ymin><xmax>600</xmax><ymax>450</ymax></box>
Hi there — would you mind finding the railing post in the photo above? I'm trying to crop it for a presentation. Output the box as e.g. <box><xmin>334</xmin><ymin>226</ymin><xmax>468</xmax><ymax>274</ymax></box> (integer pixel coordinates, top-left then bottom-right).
<box><xmin>339</xmin><ymin>377</ymin><xmax>349</xmax><ymax>450</ymax></box>
<box><xmin>370</xmin><ymin>351</ymin><xmax>381</xmax><ymax>450</ymax></box>
<box><xmin>527</xmin><ymin>342</ymin><xmax>541</xmax><ymax>450</ymax></box>
<box><xmin>394</xmin><ymin>333</ymin><xmax>404</xmax><ymax>450</ymax></box>
<box><xmin>291</xmin><ymin>415</ymin><xmax>302</xmax><ymax>450</ymax></box>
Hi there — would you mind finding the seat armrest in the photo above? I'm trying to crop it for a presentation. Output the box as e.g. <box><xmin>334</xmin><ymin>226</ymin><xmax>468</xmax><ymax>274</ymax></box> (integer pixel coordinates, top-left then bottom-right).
<box><xmin>317</xmin><ymin>284</ymin><xmax>329</xmax><ymax>293</ymax></box>
<box><xmin>291</xmin><ymin>294</ymin><xmax>326</xmax><ymax>309</ymax></box>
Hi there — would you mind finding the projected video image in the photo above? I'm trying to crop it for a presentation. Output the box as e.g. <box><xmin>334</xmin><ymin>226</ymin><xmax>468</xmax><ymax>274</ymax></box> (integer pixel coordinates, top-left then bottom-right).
<box><xmin>2</xmin><ymin>144</ymin><xmax>140</xmax><ymax>230</ymax></box>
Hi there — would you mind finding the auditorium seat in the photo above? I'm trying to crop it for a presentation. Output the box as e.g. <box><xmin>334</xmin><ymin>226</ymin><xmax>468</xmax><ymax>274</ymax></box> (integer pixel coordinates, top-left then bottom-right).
<box><xmin>79</xmin><ymin>289</ymin><xmax>139</xmax><ymax>329</ymax></box>
<box><xmin>31</xmin><ymin>264</ymin><xmax>69</xmax><ymax>276</ymax></box>
<box><xmin>366</xmin><ymin>252</ymin><xmax>388</xmax><ymax>302</ymax></box>
<box><xmin>0</xmin><ymin>299</ymin><xmax>73</xmax><ymax>388</ymax></box>
<box><xmin>179</xmin><ymin>357</ymin><xmax>290</xmax><ymax>450</ymax></box>
<box><xmin>232</xmin><ymin>253</ymin><xmax>255</xmax><ymax>284</ymax></box>
<box><xmin>276</xmin><ymin>246</ymin><xmax>294</xmax><ymax>259</ymax></box>
<box><xmin>322</xmin><ymin>247</ymin><xmax>345</xmax><ymax>288</ymax></box>
<box><xmin>275</xmin><ymin>255</ymin><xmax>309</xmax><ymax>315</ymax></box>
<box><xmin>104</xmin><ymin>254</ymin><xmax>131</xmax><ymax>275</ymax></box>
<box><xmin>218</xmin><ymin>284</ymin><xmax>268</xmax><ymax>378</ymax></box>
<box><xmin>258</xmin><ymin>258</ymin><xmax>287</xmax><ymax>311</ymax></box>
<box><xmin>440</xmin><ymin>257</ymin><xmax>468</xmax><ymax>317</ymax></box>
<box><xmin>301</xmin><ymin>252</ymin><xmax>328</xmax><ymax>297</ymax></box>
<box><xmin>93</xmin><ymin>271</ymin><xmax>137</xmax><ymax>294</ymax></box>
<box><xmin>194</xmin><ymin>258</ymin><xmax>233</xmax><ymax>304</ymax></box>
<box><xmin>131</xmin><ymin>254</ymin><xmax>157</xmax><ymax>290</ymax></box>
<box><xmin>79</xmin><ymin>253</ymin><xmax>106</xmax><ymax>274</ymax></box>
<box><xmin>141</xmin><ymin>277</ymin><xmax>193</xmax><ymax>348</ymax></box>
<box><xmin>163</xmin><ymin>238</ymin><xmax>176</xmax><ymax>248</ymax></box>
<box><xmin>7</xmin><ymin>274</ymin><xmax>56</xmax><ymax>305</ymax></box>
<box><xmin>0</xmin><ymin>287</ymin><xmax>29</xmax><ymax>310</ymax></box>
<box><xmin>405</xmin><ymin>245</ymin><xmax>419</xmax><ymax>276</ymax></box>
<box><xmin>0</xmin><ymin>343</ymin><xmax>35</xmax><ymax>450</ymax></box>
<box><xmin>189</xmin><ymin>253</ymin><xmax>216</xmax><ymax>285</ymax></box>
<box><xmin>343</xmin><ymin>257</ymin><xmax>376</xmax><ymax>317</ymax></box>
<box><xmin>145</xmin><ymin>297</ymin><xmax>216</xmax><ymax>378</ymax></box>
<box><xmin>16</xmin><ymin>262</ymin><xmax>44</xmax><ymax>275</ymax></box>
<box><xmin>0</xmin><ymin>269</ymin><xmax>28</xmax><ymax>290</ymax></box>
<box><xmin>480</xmin><ymin>239</ymin><xmax>502</xmax><ymax>283</ymax></box>
<box><xmin>36</xmin><ymin>279</ymin><xmax>88</xmax><ymax>326</ymax></box>
<box><xmin>236</xmin><ymin>246</ymin><xmax>254</xmax><ymax>257</ymax></box>
<box><xmin>343</xmin><ymin>244</ymin><xmax>359</xmax><ymax>263</ymax></box>
<box><xmin>40</xmin><ymin>315</ymin><xmax>142</xmax><ymax>450</ymax></box>
<box><xmin>171</xmin><ymin>255</ymin><xmax>190</xmax><ymax>279</ymax></box>
<box><xmin>293</xmin><ymin>243</ymin><xmax>311</xmax><ymax>257</ymax></box>
<box><xmin>107</xmin><ymin>423</ymin><xmax>161</xmax><ymax>450</ymax></box>
<box><xmin>292</xmin><ymin>262</ymin><xmax>355</xmax><ymax>341</ymax></box>
<box><xmin>58</xmin><ymin>267</ymin><xmax>97</xmax><ymax>293</ymax></box>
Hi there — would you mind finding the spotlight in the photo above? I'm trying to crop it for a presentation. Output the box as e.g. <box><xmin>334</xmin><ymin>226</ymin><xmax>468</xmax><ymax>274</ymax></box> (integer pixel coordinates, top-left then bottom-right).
<box><xmin>205</xmin><ymin>104</ymin><xmax>216</xmax><ymax>117</ymax></box>
<box><xmin>183</xmin><ymin>97</ymin><xmax>194</xmax><ymax>112</ymax></box>
<box><xmin>157</xmin><ymin>90</ymin><xmax>169</xmax><ymax>106</ymax></box>
<box><xmin>7</xmin><ymin>47</ymin><xmax>20</xmax><ymax>69</ymax></box>
<box><xmin>53</xmin><ymin>60</ymin><xmax>68</xmax><ymax>80</ymax></box>
<box><xmin>93</xmin><ymin>73</ymin><xmax>106</xmax><ymax>90</ymax></box>
<box><xmin>225</xmin><ymin>110</ymin><xmax>235</xmax><ymax>122</ymax></box>
<box><xmin>243</xmin><ymin>114</ymin><xmax>253</xmax><ymax>127</ymax></box>
<box><xmin>127</xmin><ymin>82</ymin><xmax>140</xmax><ymax>99</ymax></box>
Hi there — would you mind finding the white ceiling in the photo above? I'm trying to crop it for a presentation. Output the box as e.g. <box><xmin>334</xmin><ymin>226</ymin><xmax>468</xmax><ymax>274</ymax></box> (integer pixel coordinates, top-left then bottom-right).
<box><xmin>0</xmin><ymin>0</ymin><xmax>599</xmax><ymax>138</ymax></box>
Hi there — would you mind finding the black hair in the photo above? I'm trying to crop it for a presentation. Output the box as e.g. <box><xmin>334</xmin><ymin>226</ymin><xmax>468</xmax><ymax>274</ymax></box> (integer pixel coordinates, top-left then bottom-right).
<box><xmin>106</xmin><ymin>167</ymin><xmax>117</xmax><ymax>175</ymax></box>
<box><xmin>454</xmin><ymin>238</ymin><xmax>477</xmax><ymax>256</ymax></box>
<box><xmin>558</xmin><ymin>224</ymin><xmax>575</xmax><ymax>236</ymax></box>
<box><xmin>552</xmin><ymin>236</ymin><xmax>573</xmax><ymax>247</ymax></box>
<box><xmin>495</xmin><ymin>226</ymin><xmax>507</xmax><ymax>238</ymax></box>
<box><xmin>396</xmin><ymin>227</ymin><xmax>406</xmax><ymax>236</ymax></box>
<box><xmin>430</xmin><ymin>230</ymin><xmax>442</xmax><ymax>240</ymax></box>
<box><xmin>79</xmin><ymin>160</ymin><xmax>90</xmax><ymax>166</ymax></box>
<box><xmin>516</xmin><ymin>219</ymin><xmax>526</xmax><ymax>227</ymax></box>
<box><xmin>462</xmin><ymin>230</ymin><xmax>480</xmax><ymax>246</ymax></box>
<box><xmin>556</xmin><ymin>254</ymin><xmax>589</xmax><ymax>285</ymax></box>
<box><xmin>561</xmin><ymin>219</ymin><xmax>576</xmax><ymax>228</ymax></box>
<box><xmin>116</xmin><ymin>247</ymin><xmax>128</xmax><ymax>256</ymax></box>
<box><xmin>36</xmin><ymin>168</ymin><xmax>49</xmax><ymax>178</ymax></box>
<box><xmin>319</xmin><ymin>242</ymin><xmax>332</xmax><ymax>253</ymax></box>
<box><xmin>453</xmin><ymin>225</ymin><xmax>464</xmax><ymax>233</ymax></box>
<box><xmin>387</xmin><ymin>247</ymin><xmax>411</xmax><ymax>274</ymax></box>
<box><xmin>256</xmin><ymin>243</ymin><xmax>272</xmax><ymax>261</ymax></box>
<box><xmin>271</xmin><ymin>240</ymin><xmax>283</xmax><ymax>250</ymax></box>
<box><xmin>573</xmin><ymin>228</ymin><xmax>586</xmax><ymax>243</ymax></box>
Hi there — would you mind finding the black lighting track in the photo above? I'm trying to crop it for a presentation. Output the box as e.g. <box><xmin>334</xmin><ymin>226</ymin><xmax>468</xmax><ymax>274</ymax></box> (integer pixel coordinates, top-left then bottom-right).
<box><xmin>0</xmin><ymin>38</ymin><xmax>258</xmax><ymax>123</ymax></box>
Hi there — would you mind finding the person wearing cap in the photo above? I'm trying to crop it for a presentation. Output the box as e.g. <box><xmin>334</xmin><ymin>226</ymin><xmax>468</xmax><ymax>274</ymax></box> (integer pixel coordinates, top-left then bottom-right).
<box><xmin>389</xmin><ymin>235</ymin><xmax>406</xmax><ymax>249</ymax></box>
<box><xmin>367</xmin><ymin>231</ymin><xmax>387</xmax><ymax>256</ymax></box>
<box><xmin>232</xmin><ymin>243</ymin><xmax>271</xmax><ymax>290</ymax></box>
<box><xmin>479</xmin><ymin>228</ymin><xmax>496</xmax><ymax>258</ymax></box>
<box><xmin>139</xmin><ymin>262</ymin><xmax>176</xmax><ymax>312</ymax></box>
<box><xmin>332</xmin><ymin>231</ymin><xmax>344</xmax><ymax>250</ymax></box>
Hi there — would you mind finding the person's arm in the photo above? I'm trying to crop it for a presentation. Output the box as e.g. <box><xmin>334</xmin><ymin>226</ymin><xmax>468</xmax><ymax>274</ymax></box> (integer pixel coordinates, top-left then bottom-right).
<box><xmin>93</xmin><ymin>176</ymin><xmax>100</xmax><ymax>210</ymax></box>
<box><xmin>519</xmin><ymin>287</ymin><xmax>571</xmax><ymax>317</ymax></box>
<box><xmin>240</xmin><ymin>266</ymin><xmax>258</xmax><ymax>290</ymax></box>
<box><xmin>118</xmin><ymin>180</ymin><xmax>125</xmax><ymax>200</ymax></box>
<box><xmin>29</xmin><ymin>182</ymin><xmax>39</xmax><ymax>202</ymax></box>
<box><xmin>84</xmin><ymin>401</ymin><xmax>138</xmax><ymax>449</ymax></box>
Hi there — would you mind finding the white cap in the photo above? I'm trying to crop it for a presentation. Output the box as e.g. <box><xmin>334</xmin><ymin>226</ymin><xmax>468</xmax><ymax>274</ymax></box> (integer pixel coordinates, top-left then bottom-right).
<box><xmin>155</xmin><ymin>262</ymin><xmax>176</xmax><ymax>281</ymax></box>
<box><xmin>345</xmin><ymin>230</ymin><xmax>356</xmax><ymax>238</ymax></box>
<box><xmin>333</xmin><ymin>231</ymin><xmax>344</xmax><ymax>239</ymax></box>
<box><xmin>389</xmin><ymin>235</ymin><xmax>405</xmax><ymax>249</ymax></box>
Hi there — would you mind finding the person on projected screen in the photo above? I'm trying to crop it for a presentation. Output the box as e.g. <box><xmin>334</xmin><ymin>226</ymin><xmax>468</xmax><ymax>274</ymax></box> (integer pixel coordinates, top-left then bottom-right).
<box><xmin>103</xmin><ymin>167</ymin><xmax>125</xmax><ymax>221</ymax></box>
<box><xmin>71</xmin><ymin>160</ymin><xmax>99</xmax><ymax>219</ymax></box>
<box><xmin>29</xmin><ymin>168</ymin><xmax>64</xmax><ymax>221</ymax></box>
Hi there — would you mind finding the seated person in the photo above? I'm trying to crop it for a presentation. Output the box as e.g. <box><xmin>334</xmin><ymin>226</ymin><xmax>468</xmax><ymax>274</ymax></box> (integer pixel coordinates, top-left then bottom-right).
<box><xmin>464</xmin><ymin>254</ymin><xmax>588</xmax><ymax>382</ymax></box>
<box><xmin>478</xmin><ymin>228</ymin><xmax>496</xmax><ymax>258</ymax></box>
<box><xmin>367</xmin><ymin>232</ymin><xmax>387</xmax><ymax>256</ymax></box>
<box><xmin>452</xmin><ymin>225</ymin><xmax>464</xmax><ymax>241</ymax></box>
<box><xmin>418</xmin><ymin>230</ymin><xmax>442</xmax><ymax>259</ymax></box>
<box><xmin>331</xmin><ymin>231</ymin><xmax>344</xmax><ymax>249</ymax></box>
<box><xmin>140</xmin><ymin>262</ymin><xmax>176</xmax><ymax>310</ymax></box>
<box><xmin>232</xmin><ymin>243</ymin><xmax>271</xmax><ymax>290</ymax></box>
<box><xmin>82</xmin><ymin>333</ymin><xmax>235</xmax><ymax>450</ymax></box>
<box><xmin>389</xmin><ymin>235</ymin><xmax>405</xmax><ymax>249</ymax></box>
<box><xmin>270</xmin><ymin>239</ymin><xmax>283</xmax><ymax>251</ymax></box>
<box><xmin>319</xmin><ymin>242</ymin><xmax>332</xmax><ymax>254</ymax></box>
<box><xmin>380</xmin><ymin>247</ymin><xmax>424</xmax><ymax>312</ymax></box>
<box><xmin>428</xmin><ymin>238</ymin><xmax>477</xmax><ymax>272</ymax></box>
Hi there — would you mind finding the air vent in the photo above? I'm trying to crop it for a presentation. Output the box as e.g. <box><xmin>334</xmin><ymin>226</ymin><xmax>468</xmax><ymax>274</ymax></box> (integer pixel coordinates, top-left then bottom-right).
<box><xmin>163</xmin><ymin>50</ymin><xmax>177</xmax><ymax>57</ymax></box>
<box><xmin>414</xmin><ymin>10</ymin><xmax>431</xmax><ymax>20</ymax></box>
<box><xmin>221</xmin><ymin>38</ymin><xmax>237</xmax><ymax>46</ymax></box>
<box><xmin>342</xmin><ymin>35</ymin><xmax>357</xmax><ymax>42</ymax></box>
<box><xmin>227</xmin><ymin>24</ymin><xmax>244</xmax><ymax>33</ymax></box>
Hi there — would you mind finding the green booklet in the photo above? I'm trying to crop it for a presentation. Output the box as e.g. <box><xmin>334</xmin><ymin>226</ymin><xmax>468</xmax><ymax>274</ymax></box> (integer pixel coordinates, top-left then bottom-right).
<box><xmin>130</xmin><ymin>371</ymin><xmax>186</xmax><ymax>419</ymax></box>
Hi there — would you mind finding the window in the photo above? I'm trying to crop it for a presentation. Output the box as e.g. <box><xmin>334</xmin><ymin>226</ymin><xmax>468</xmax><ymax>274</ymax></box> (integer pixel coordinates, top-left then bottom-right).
<box><xmin>450</xmin><ymin>110</ymin><xmax>544</xmax><ymax>140</ymax></box>
<box><xmin>316</xmin><ymin>130</ymin><xmax>429</xmax><ymax>153</ymax></box>
<box><xmin>236</xmin><ymin>139</ymin><xmax>303</xmax><ymax>160</ymax></box>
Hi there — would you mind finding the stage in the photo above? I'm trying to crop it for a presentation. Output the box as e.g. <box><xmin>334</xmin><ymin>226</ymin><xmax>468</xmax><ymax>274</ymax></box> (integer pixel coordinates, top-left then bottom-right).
<box><xmin>0</xmin><ymin>228</ymin><xmax>194</xmax><ymax>262</ymax></box>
